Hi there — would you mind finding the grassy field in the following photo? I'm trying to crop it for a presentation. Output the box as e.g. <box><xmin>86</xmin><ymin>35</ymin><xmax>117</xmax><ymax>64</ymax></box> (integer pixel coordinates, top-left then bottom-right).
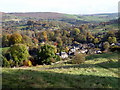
<box><xmin>2</xmin><ymin>52</ymin><xmax>120</xmax><ymax>88</ymax></box>
<box><xmin>90</xmin><ymin>24</ymin><xmax>118</xmax><ymax>33</ymax></box>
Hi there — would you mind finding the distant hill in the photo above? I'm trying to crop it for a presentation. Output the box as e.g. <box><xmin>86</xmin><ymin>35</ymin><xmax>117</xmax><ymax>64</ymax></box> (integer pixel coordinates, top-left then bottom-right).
<box><xmin>76</xmin><ymin>13</ymin><xmax>118</xmax><ymax>22</ymax></box>
<box><xmin>2</xmin><ymin>12</ymin><xmax>118</xmax><ymax>24</ymax></box>
<box><xmin>7</xmin><ymin>12</ymin><xmax>67</xmax><ymax>19</ymax></box>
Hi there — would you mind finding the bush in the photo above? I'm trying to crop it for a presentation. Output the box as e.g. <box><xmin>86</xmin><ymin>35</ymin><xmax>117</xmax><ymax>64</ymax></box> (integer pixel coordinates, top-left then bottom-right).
<box><xmin>23</xmin><ymin>60</ymin><xmax>32</xmax><ymax>66</ymax></box>
<box><xmin>49</xmin><ymin>58</ymin><xmax>56</xmax><ymax>63</ymax></box>
<box><xmin>71</xmin><ymin>54</ymin><xmax>85</xmax><ymax>64</ymax></box>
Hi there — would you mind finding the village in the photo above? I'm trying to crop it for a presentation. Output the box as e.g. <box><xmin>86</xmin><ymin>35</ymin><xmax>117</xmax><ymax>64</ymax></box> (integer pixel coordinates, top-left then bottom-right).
<box><xmin>55</xmin><ymin>41</ymin><xmax>120</xmax><ymax>59</ymax></box>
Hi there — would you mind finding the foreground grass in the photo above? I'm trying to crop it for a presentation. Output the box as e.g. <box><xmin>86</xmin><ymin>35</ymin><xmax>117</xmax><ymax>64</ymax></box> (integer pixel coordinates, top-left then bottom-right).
<box><xmin>2</xmin><ymin>52</ymin><xmax>120</xmax><ymax>88</ymax></box>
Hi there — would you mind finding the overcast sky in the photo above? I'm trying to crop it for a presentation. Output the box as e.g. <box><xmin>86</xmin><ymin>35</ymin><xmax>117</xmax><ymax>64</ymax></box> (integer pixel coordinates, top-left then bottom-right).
<box><xmin>0</xmin><ymin>0</ymin><xmax>119</xmax><ymax>14</ymax></box>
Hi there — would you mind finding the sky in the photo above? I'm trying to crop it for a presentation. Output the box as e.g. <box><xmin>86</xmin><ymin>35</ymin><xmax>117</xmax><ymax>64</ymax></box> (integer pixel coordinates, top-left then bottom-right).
<box><xmin>0</xmin><ymin>0</ymin><xmax>119</xmax><ymax>14</ymax></box>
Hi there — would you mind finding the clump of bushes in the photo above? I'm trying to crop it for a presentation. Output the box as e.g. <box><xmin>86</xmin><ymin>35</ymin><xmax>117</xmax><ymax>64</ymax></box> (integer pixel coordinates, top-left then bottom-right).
<box><xmin>71</xmin><ymin>54</ymin><xmax>85</xmax><ymax>64</ymax></box>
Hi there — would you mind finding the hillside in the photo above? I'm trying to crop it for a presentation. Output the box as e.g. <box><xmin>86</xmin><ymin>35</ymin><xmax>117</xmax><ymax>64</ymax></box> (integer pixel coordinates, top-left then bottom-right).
<box><xmin>2</xmin><ymin>52</ymin><xmax>119</xmax><ymax>88</ymax></box>
<box><xmin>2</xmin><ymin>12</ymin><xmax>118</xmax><ymax>24</ymax></box>
<box><xmin>7</xmin><ymin>12</ymin><xmax>67</xmax><ymax>19</ymax></box>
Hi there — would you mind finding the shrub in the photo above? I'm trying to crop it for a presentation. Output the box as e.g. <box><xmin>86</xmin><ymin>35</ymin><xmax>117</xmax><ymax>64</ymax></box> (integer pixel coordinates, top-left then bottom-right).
<box><xmin>71</xmin><ymin>54</ymin><xmax>85</xmax><ymax>64</ymax></box>
<box><xmin>50</xmin><ymin>58</ymin><xmax>56</xmax><ymax>63</ymax></box>
<box><xmin>23</xmin><ymin>60</ymin><xmax>32</xmax><ymax>66</ymax></box>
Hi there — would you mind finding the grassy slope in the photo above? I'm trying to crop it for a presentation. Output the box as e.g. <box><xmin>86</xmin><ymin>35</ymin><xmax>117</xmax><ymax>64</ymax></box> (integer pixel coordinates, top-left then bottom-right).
<box><xmin>89</xmin><ymin>23</ymin><xmax>118</xmax><ymax>33</ymax></box>
<box><xmin>2</xmin><ymin>52</ymin><xmax>120</xmax><ymax>88</ymax></box>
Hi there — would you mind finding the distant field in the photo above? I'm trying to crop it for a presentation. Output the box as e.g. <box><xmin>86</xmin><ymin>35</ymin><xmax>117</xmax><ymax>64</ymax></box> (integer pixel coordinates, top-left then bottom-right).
<box><xmin>2</xmin><ymin>52</ymin><xmax>119</xmax><ymax>88</ymax></box>
<box><xmin>89</xmin><ymin>23</ymin><xmax>118</xmax><ymax>33</ymax></box>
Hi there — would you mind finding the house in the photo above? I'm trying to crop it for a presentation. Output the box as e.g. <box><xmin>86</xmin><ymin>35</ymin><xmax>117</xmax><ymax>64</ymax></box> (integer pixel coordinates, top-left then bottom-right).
<box><xmin>60</xmin><ymin>52</ymin><xmax>68</xmax><ymax>59</ymax></box>
<box><xmin>56</xmin><ymin>52</ymin><xmax>68</xmax><ymax>59</ymax></box>
<box><xmin>81</xmin><ymin>44</ymin><xmax>88</xmax><ymax>49</ymax></box>
<box><xmin>88</xmin><ymin>43</ymin><xmax>95</xmax><ymax>48</ymax></box>
<box><xmin>86</xmin><ymin>49</ymin><xmax>95</xmax><ymax>54</ymax></box>
<box><xmin>79</xmin><ymin>49</ymin><xmax>88</xmax><ymax>54</ymax></box>
<box><xmin>68</xmin><ymin>51</ymin><xmax>74</xmax><ymax>55</ymax></box>
<box><xmin>69</xmin><ymin>46</ymin><xmax>76</xmax><ymax>52</ymax></box>
<box><xmin>111</xmin><ymin>43</ymin><xmax>115</xmax><ymax>46</ymax></box>
<box><xmin>95</xmin><ymin>50</ymin><xmax>102</xmax><ymax>54</ymax></box>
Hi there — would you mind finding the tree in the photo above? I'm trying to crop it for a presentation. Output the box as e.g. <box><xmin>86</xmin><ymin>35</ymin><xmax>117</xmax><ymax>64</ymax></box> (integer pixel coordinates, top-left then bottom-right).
<box><xmin>107</xmin><ymin>31</ymin><xmax>115</xmax><ymax>37</ymax></box>
<box><xmin>2</xmin><ymin>34</ymin><xmax>11</xmax><ymax>47</ymax></box>
<box><xmin>9</xmin><ymin>44</ymin><xmax>29</xmax><ymax>66</ymax></box>
<box><xmin>56</xmin><ymin>37</ymin><xmax>63</xmax><ymax>47</ymax></box>
<box><xmin>86</xmin><ymin>32</ymin><xmax>94</xmax><ymax>43</ymax></box>
<box><xmin>75</xmin><ymin>34</ymin><xmax>86</xmax><ymax>43</ymax></box>
<box><xmin>71</xmin><ymin>28</ymin><xmax>80</xmax><ymax>36</ymax></box>
<box><xmin>93</xmin><ymin>38</ymin><xmax>99</xmax><ymax>44</ymax></box>
<box><xmin>62</xmin><ymin>30</ymin><xmax>68</xmax><ymax>36</ymax></box>
<box><xmin>72</xmin><ymin>54</ymin><xmax>85</xmax><ymax>64</ymax></box>
<box><xmin>22</xmin><ymin>35</ymin><xmax>33</xmax><ymax>46</ymax></box>
<box><xmin>108</xmin><ymin>37</ymin><xmax>117</xmax><ymax>44</ymax></box>
<box><xmin>32</xmin><ymin>38</ymin><xmax>39</xmax><ymax>45</ymax></box>
<box><xmin>48</xmin><ymin>31</ymin><xmax>54</xmax><ymax>41</ymax></box>
<box><xmin>38</xmin><ymin>44</ymin><xmax>59</xmax><ymax>64</ymax></box>
<box><xmin>42</xmin><ymin>31</ymin><xmax>48</xmax><ymax>41</ymax></box>
<box><xmin>116</xmin><ymin>30</ymin><xmax>120</xmax><ymax>40</ymax></box>
<box><xmin>103</xmin><ymin>42</ymin><xmax>110</xmax><ymax>50</ymax></box>
<box><xmin>10</xmin><ymin>33</ymin><xmax>22</xmax><ymax>45</ymax></box>
<box><xmin>1</xmin><ymin>55</ymin><xmax>10</xmax><ymax>67</ymax></box>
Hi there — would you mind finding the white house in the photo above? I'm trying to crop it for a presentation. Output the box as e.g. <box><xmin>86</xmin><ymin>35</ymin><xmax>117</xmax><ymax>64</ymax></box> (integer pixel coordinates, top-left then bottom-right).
<box><xmin>60</xmin><ymin>52</ymin><xmax>68</xmax><ymax>59</ymax></box>
<box><xmin>111</xmin><ymin>43</ymin><xmax>115</xmax><ymax>46</ymax></box>
<box><xmin>80</xmin><ymin>49</ymin><xmax>88</xmax><ymax>54</ymax></box>
<box><xmin>56</xmin><ymin>52</ymin><xmax>68</xmax><ymax>59</ymax></box>
<box><xmin>70</xmin><ymin>47</ymin><xmax>76</xmax><ymax>52</ymax></box>
<box><xmin>95</xmin><ymin>50</ymin><xmax>102</xmax><ymax>54</ymax></box>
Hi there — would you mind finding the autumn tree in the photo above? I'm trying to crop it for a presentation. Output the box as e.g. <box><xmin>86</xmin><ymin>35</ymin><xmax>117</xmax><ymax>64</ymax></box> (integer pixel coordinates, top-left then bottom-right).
<box><xmin>9</xmin><ymin>33</ymin><xmax>22</xmax><ymax>45</ymax></box>
<box><xmin>62</xmin><ymin>30</ymin><xmax>68</xmax><ymax>36</ymax></box>
<box><xmin>22</xmin><ymin>35</ymin><xmax>33</xmax><ymax>46</ymax></box>
<box><xmin>86</xmin><ymin>32</ymin><xmax>94</xmax><ymax>43</ymax></box>
<box><xmin>108</xmin><ymin>37</ymin><xmax>117</xmax><ymax>44</ymax></box>
<box><xmin>75</xmin><ymin>34</ymin><xmax>87</xmax><ymax>43</ymax></box>
<box><xmin>107</xmin><ymin>31</ymin><xmax>115</xmax><ymax>37</ymax></box>
<box><xmin>71</xmin><ymin>28</ymin><xmax>80</xmax><ymax>36</ymax></box>
<box><xmin>42</xmin><ymin>31</ymin><xmax>48</xmax><ymax>41</ymax></box>
<box><xmin>2</xmin><ymin>34</ymin><xmax>11</xmax><ymax>47</ymax></box>
<box><xmin>32</xmin><ymin>38</ymin><xmax>39</xmax><ymax>45</ymax></box>
<box><xmin>93</xmin><ymin>38</ymin><xmax>99</xmax><ymax>44</ymax></box>
<box><xmin>48</xmin><ymin>31</ymin><xmax>55</xmax><ymax>41</ymax></box>
<box><xmin>103</xmin><ymin>42</ymin><xmax>110</xmax><ymax>50</ymax></box>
